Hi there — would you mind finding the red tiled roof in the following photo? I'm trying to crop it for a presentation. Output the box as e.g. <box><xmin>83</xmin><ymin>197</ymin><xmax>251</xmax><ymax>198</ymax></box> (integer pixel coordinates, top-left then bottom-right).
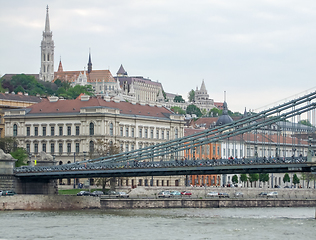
<box><xmin>27</xmin><ymin>97</ymin><xmax>174</xmax><ymax>119</ymax></box>
<box><xmin>54</xmin><ymin>70</ymin><xmax>115</xmax><ymax>83</ymax></box>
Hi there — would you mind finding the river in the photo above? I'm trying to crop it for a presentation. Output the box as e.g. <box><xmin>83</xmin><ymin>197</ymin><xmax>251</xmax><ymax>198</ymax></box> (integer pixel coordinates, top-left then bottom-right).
<box><xmin>0</xmin><ymin>207</ymin><xmax>315</xmax><ymax>239</ymax></box>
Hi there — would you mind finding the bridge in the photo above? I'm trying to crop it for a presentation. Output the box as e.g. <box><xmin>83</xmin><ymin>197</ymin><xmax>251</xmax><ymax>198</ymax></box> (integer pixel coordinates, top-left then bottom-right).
<box><xmin>4</xmin><ymin>89</ymin><xmax>316</xmax><ymax>193</ymax></box>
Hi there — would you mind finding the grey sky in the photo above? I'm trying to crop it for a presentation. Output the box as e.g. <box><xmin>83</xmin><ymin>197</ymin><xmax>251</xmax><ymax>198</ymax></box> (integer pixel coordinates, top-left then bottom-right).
<box><xmin>1</xmin><ymin>0</ymin><xmax>316</xmax><ymax>112</ymax></box>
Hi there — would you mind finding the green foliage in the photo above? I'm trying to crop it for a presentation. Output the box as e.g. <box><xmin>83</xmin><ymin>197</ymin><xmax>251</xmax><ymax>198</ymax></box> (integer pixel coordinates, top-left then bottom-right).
<box><xmin>298</xmin><ymin>119</ymin><xmax>313</xmax><ymax>127</ymax></box>
<box><xmin>162</xmin><ymin>90</ymin><xmax>167</xmax><ymax>100</ymax></box>
<box><xmin>293</xmin><ymin>174</ymin><xmax>300</xmax><ymax>185</ymax></box>
<box><xmin>188</xmin><ymin>89</ymin><xmax>195</xmax><ymax>102</ymax></box>
<box><xmin>283</xmin><ymin>173</ymin><xmax>290</xmax><ymax>183</ymax></box>
<box><xmin>1</xmin><ymin>74</ymin><xmax>94</xmax><ymax>99</ymax></box>
<box><xmin>10</xmin><ymin>148</ymin><xmax>28</xmax><ymax>167</ymax></box>
<box><xmin>174</xmin><ymin>95</ymin><xmax>185</xmax><ymax>103</ymax></box>
<box><xmin>240</xmin><ymin>174</ymin><xmax>248</xmax><ymax>182</ymax></box>
<box><xmin>248</xmin><ymin>173</ymin><xmax>259</xmax><ymax>182</ymax></box>
<box><xmin>259</xmin><ymin>173</ymin><xmax>269</xmax><ymax>183</ymax></box>
<box><xmin>209</xmin><ymin>107</ymin><xmax>220</xmax><ymax>117</ymax></box>
<box><xmin>186</xmin><ymin>104</ymin><xmax>202</xmax><ymax>117</ymax></box>
<box><xmin>171</xmin><ymin>106</ymin><xmax>186</xmax><ymax>115</ymax></box>
<box><xmin>232</xmin><ymin>175</ymin><xmax>238</xmax><ymax>184</ymax></box>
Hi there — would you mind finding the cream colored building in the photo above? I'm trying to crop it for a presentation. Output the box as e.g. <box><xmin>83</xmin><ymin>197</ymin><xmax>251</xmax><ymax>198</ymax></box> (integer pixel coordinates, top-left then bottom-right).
<box><xmin>4</xmin><ymin>94</ymin><xmax>186</xmax><ymax>187</ymax></box>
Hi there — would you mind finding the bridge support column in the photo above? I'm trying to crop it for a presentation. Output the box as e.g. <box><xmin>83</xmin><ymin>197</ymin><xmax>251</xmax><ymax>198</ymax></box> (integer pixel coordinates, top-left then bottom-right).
<box><xmin>0</xmin><ymin>150</ymin><xmax>17</xmax><ymax>191</ymax></box>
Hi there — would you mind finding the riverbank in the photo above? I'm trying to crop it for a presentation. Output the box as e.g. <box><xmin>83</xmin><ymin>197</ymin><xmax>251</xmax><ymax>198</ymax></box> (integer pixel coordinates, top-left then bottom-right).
<box><xmin>1</xmin><ymin>195</ymin><xmax>316</xmax><ymax>210</ymax></box>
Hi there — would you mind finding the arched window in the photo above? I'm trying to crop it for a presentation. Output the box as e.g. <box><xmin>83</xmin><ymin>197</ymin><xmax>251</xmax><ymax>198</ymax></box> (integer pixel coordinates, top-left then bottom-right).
<box><xmin>109</xmin><ymin>122</ymin><xmax>113</xmax><ymax>136</ymax></box>
<box><xmin>13</xmin><ymin>124</ymin><xmax>17</xmax><ymax>136</ymax></box>
<box><xmin>89</xmin><ymin>122</ymin><xmax>94</xmax><ymax>135</ymax></box>
<box><xmin>89</xmin><ymin>140</ymin><xmax>94</xmax><ymax>153</ymax></box>
<box><xmin>175</xmin><ymin>128</ymin><xmax>178</xmax><ymax>139</ymax></box>
<box><xmin>47</xmin><ymin>54</ymin><xmax>50</xmax><ymax>61</ymax></box>
<box><xmin>43</xmin><ymin>54</ymin><xmax>46</xmax><ymax>61</ymax></box>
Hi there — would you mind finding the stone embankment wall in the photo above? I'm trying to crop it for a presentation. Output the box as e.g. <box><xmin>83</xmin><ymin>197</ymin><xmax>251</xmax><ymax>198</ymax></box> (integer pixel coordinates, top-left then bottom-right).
<box><xmin>0</xmin><ymin>195</ymin><xmax>100</xmax><ymax>211</ymax></box>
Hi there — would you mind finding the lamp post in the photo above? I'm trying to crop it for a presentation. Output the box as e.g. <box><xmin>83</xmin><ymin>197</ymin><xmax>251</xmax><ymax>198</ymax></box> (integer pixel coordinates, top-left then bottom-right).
<box><xmin>73</xmin><ymin>152</ymin><xmax>76</xmax><ymax>189</ymax></box>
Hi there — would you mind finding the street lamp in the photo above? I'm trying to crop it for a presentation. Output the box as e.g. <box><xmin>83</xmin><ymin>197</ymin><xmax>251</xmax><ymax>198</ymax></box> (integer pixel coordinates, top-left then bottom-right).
<box><xmin>73</xmin><ymin>152</ymin><xmax>76</xmax><ymax>189</ymax></box>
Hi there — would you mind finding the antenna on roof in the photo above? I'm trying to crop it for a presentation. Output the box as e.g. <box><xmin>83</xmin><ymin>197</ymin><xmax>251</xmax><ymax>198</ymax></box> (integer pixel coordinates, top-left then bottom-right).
<box><xmin>224</xmin><ymin>91</ymin><xmax>226</xmax><ymax>102</ymax></box>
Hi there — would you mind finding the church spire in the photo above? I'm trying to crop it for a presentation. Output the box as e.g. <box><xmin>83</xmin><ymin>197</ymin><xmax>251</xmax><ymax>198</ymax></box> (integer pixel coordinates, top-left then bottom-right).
<box><xmin>87</xmin><ymin>49</ymin><xmax>92</xmax><ymax>73</ymax></box>
<box><xmin>45</xmin><ymin>5</ymin><xmax>50</xmax><ymax>32</ymax></box>
<box><xmin>58</xmin><ymin>57</ymin><xmax>63</xmax><ymax>72</ymax></box>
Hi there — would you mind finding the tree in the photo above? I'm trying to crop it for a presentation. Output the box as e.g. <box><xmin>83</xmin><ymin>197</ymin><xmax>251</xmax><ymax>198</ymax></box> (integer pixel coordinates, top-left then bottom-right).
<box><xmin>298</xmin><ymin>119</ymin><xmax>313</xmax><ymax>127</ymax></box>
<box><xmin>259</xmin><ymin>173</ymin><xmax>269</xmax><ymax>185</ymax></box>
<box><xmin>240</xmin><ymin>174</ymin><xmax>248</xmax><ymax>184</ymax></box>
<box><xmin>171</xmin><ymin>106</ymin><xmax>186</xmax><ymax>115</ymax></box>
<box><xmin>232</xmin><ymin>175</ymin><xmax>238</xmax><ymax>184</ymax></box>
<box><xmin>300</xmin><ymin>172</ymin><xmax>316</xmax><ymax>188</ymax></box>
<box><xmin>92</xmin><ymin>139</ymin><xmax>121</xmax><ymax>192</ymax></box>
<box><xmin>283</xmin><ymin>173</ymin><xmax>290</xmax><ymax>185</ymax></box>
<box><xmin>209</xmin><ymin>107</ymin><xmax>220</xmax><ymax>117</ymax></box>
<box><xmin>186</xmin><ymin>104</ymin><xmax>202</xmax><ymax>117</ymax></box>
<box><xmin>248</xmin><ymin>173</ymin><xmax>259</xmax><ymax>187</ymax></box>
<box><xmin>10</xmin><ymin>148</ymin><xmax>28</xmax><ymax>167</ymax></box>
<box><xmin>293</xmin><ymin>174</ymin><xmax>300</xmax><ymax>186</ymax></box>
<box><xmin>0</xmin><ymin>137</ymin><xmax>18</xmax><ymax>153</ymax></box>
<box><xmin>188</xmin><ymin>89</ymin><xmax>195</xmax><ymax>102</ymax></box>
<box><xmin>173</xmin><ymin>95</ymin><xmax>185</xmax><ymax>103</ymax></box>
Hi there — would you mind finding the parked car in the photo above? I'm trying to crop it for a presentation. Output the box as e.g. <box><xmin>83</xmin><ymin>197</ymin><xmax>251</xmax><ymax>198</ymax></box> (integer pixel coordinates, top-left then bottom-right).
<box><xmin>0</xmin><ymin>190</ymin><xmax>3</xmax><ymax>196</ymax></box>
<box><xmin>1</xmin><ymin>190</ymin><xmax>16</xmax><ymax>196</ymax></box>
<box><xmin>104</xmin><ymin>190</ymin><xmax>118</xmax><ymax>196</ymax></box>
<box><xmin>218</xmin><ymin>192</ymin><xmax>229</xmax><ymax>198</ymax></box>
<box><xmin>207</xmin><ymin>192</ymin><xmax>218</xmax><ymax>197</ymax></box>
<box><xmin>158</xmin><ymin>191</ymin><xmax>171</xmax><ymax>198</ymax></box>
<box><xmin>258</xmin><ymin>192</ymin><xmax>267</xmax><ymax>197</ymax></box>
<box><xmin>170</xmin><ymin>191</ymin><xmax>181</xmax><ymax>196</ymax></box>
<box><xmin>234</xmin><ymin>192</ymin><xmax>244</xmax><ymax>197</ymax></box>
<box><xmin>77</xmin><ymin>191</ymin><xmax>91</xmax><ymax>196</ymax></box>
<box><xmin>181</xmin><ymin>191</ymin><xmax>192</xmax><ymax>196</ymax></box>
<box><xmin>117</xmin><ymin>192</ymin><xmax>129</xmax><ymax>198</ymax></box>
<box><xmin>90</xmin><ymin>191</ymin><xmax>104</xmax><ymax>197</ymax></box>
<box><xmin>267</xmin><ymin>192</ymin><xmax>278</xmax><ymax>198</ymax></box>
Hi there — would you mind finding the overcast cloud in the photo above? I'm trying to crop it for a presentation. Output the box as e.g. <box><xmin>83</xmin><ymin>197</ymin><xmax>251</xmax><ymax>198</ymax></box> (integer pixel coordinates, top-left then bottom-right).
<box><xmin>1</xmin><ymin>0</ymin><xmax>316</xmax><ymax>112</ymax></box>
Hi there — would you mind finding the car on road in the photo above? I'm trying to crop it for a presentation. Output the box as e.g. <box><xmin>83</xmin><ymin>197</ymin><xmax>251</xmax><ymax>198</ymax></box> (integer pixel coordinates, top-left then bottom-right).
<box><xmin>1</xmin><ymin>190</ymin><xmax>16</xmax><ymax>196</ymax></box>
<box><xmin>267</xmin><ymin>192</ymin><xmax>278</xmax><ymax>198</ymax></box>
<box><xmin>158</xmin><ymin>191</ymin><xmax>171</xmax><ymax>198</ymax></box>
<box><xmin>218</xmin><ymin>192</ymin><xmax>229</xmax><ymax>198</ymax></box>
<box><xmin>170</xmin><ymin>191</ymin><xmax>181</xmax><ymax>196</ymax></box>
<box><xmin>0</xmin><ymin>190</ymin><xmax>2</xmax><ymax>196</ymax></box>
<box><xmin>77</xmin><ymin>191</ymin><xmax>91</xmax><ymax>196</ymax></box>
<box><xmin>258</xmin><ymin>192</ymin><xmax>267</xmax><ymax>197</ymax></box>
<box><xmin>234</xmin><ymin>192</ymin><xmax>244</xmax><ymax>197</ymax></box>
<box><xmin>104</xmin><ymin>190</ymin><xmax>119</xmax><ymax>196</ymax></box>
<box><xmin>90</xmin><ymin>191</ymin><xmax>104</xmax><ymax>197</ymax></box>
<box><xmin>207</xmin><ymin>192</ymin><xmax>218</xmax><ymax>197</ymax></box>
<box><xmin>181</xmin><ymin>191</ymin><xmax>192</xmax><ymax>196</ymax></box>
<box><xmin>116</xmin><ymin>192</ymin><xmax>129</xmax><ymax>198</ymax></box>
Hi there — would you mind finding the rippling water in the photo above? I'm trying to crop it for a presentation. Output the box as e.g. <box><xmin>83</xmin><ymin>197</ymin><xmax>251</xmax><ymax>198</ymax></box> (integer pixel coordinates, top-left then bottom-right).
<box><xmin>0</xmin><ymin>208</ymin><xmax>315</xmax><ymax>240</ymax></box>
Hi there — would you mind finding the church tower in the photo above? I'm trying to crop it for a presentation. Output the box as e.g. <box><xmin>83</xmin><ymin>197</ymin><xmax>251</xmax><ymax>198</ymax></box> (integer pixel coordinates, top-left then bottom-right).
<box><xmin>39</xmin><ymin>6</ymin><xmax>55</xmax><ymax>82</ymax></box>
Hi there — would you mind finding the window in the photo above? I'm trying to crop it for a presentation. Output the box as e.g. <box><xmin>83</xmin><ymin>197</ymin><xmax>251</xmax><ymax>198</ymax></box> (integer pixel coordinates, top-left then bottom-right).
<box><xmin>126</xmin><ymin>127</ymin><xmax>129</xmax><ymax>137</ymax></box>
<box><xmin>131</xmin><ymin>144</ymin><xmax>134</xmax><ymax>151</ymax></box>
<box><xmin>76</xmin><ymin>143</ymin><xmax>79</xmax><ymax>153</ymax></box>
<box><xmin>175</xmin><ymin>128</ymin><xmax>178</xmax><ymax>139</ymax></box>
<box><xmin>42</xmin><ymin>126</ymin><xmax>46</xmax><ymax>136</ymax></box>
<box><xmin>42</xmin><ymin>143</ymin><xmax>46</xmax><ymax>152</ymax></box>
<box><xmin>167</xmin><ymin>131</ymin><xmax>169</xmax><ymax>140</ymax></box>
<box><xmin>51</xmin><ymin>143</ymin><xmax>55</xmax><ymax>154</ymax></box>
<box><xmin>34</xmin><ymin>126</ymin><xmax>38</xmax><ymax>136</ymax></box>
<box><xmin>125</xmin><ymin>144</ymin><xmax>129</xmax><ymax>152</ymax></box>
<box><xmin>156</xmin><ymin>129</ymin><xmax>159</xmax><ymax>139</ymax></box>
<box><xmin>145</xmin><ymin>129</ymin><xmax>148</xmax><ymax>138</ymax></box>
<box><xmin>120</xmin><ymin>126</ymin><xmax>123</xmax><ymax>136</ymax></box>
<box><xmin>76</xmin><ymin>126</ymin><xmax>80</xmax><ymax>136</ymax></box>
<box><xmin>13</xmin><ymin>124</ymin><xmax>18</xmax><ymax>137</ymax></box>
<box><xmin>59</xmin><ymin>143</ymin><xmax>63</xmax><ymax>154</ymax></box>
<box><xmin>67</xmin><ymin>126</ymin><xmax>71</xmax><ymax>136</ymax></box>
<box><xmin>59</xmin><ymin>126</ymin><xmax>63</xmax><ymax>136</ymax></box>
<box><xmin>89</xmin><ymin>141</ymin><xmax>94</xmax><ymax>153</ymax></box>
<box><xmin>51</xmin><ymin>126</ymin><xmax>55</xmax><ymax>136</ymax></box>
<box><xmin>26</xmin><ymin>143</ymin><xmax>30</xmax><ymax>153</ymax></box>
<box><xmin>67</xmin><ymin>143</ymin><xmax>71</xmax><ymax>153</ymax></box>
<box><xmin>139</xmin><ymin>128</ymin><xmax>142</xmax><ymax>138</ymax></box>
<box><xmin>120</xmin><ymin>144</ymin><xmax>123</xmax><ymax>152</ymax></box>
<box><xmin>34</xmin><ymin>143</ymin><xmax>38</xmax><ymax>154</ymax></box>
<box><xmin>161</xmin><ymin>130</ymin><xmax>164</xmax><ymax>140</ymax></box>
<box><xmin>131</xmin><ymin>128</ymin><xmax>134</xmax><ymax>137</ymax></box>
<box><xmin>217</xmin><ymin>146</ymin><xmax>220</xmax><ymax>155</ymax></box>
<box><xmin>89</xmin><ymin>122</ymin><xmax>94</xmax><ymax>135</ymax></box>
<box><xmin>27</xmin><ymin>127</ymin><xmax>30</xmax><ymax>136</ymax></box>
<box><xmin>150</xmin><ymin>129</ymin><xmax>153</xmax><ymax>139</ymax></box>
<box><xmin>109</xmin><ymin>123</ymin><xmax>113</xmax><ymax>136</ymax></box>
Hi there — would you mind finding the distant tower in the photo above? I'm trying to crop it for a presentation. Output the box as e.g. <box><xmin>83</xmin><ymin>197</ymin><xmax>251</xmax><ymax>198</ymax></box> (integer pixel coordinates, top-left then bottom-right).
<box><xmin>87</xmin><ymin>49</ymin><xmax>92</xmax><ymax>74</ymax></box>
<box><xmin>39</xmin><ymin>5</ymin><xmax>54</xmax><ymax>82</ymax></box>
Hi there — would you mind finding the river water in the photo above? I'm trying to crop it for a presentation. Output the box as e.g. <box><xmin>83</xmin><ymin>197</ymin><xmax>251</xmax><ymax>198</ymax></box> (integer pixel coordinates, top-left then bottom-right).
<box><xmin>0</xmin><ymin>207</ymin><xmax>315</xmax><ymax>240</ymax></box>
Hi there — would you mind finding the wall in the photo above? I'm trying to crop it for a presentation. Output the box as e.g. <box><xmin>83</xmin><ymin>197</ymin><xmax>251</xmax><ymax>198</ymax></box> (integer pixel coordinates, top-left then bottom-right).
<box><xmin>0</xmin><ymin>195</ymin><xmax>100</xmax><ymax>211</ymax></box>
